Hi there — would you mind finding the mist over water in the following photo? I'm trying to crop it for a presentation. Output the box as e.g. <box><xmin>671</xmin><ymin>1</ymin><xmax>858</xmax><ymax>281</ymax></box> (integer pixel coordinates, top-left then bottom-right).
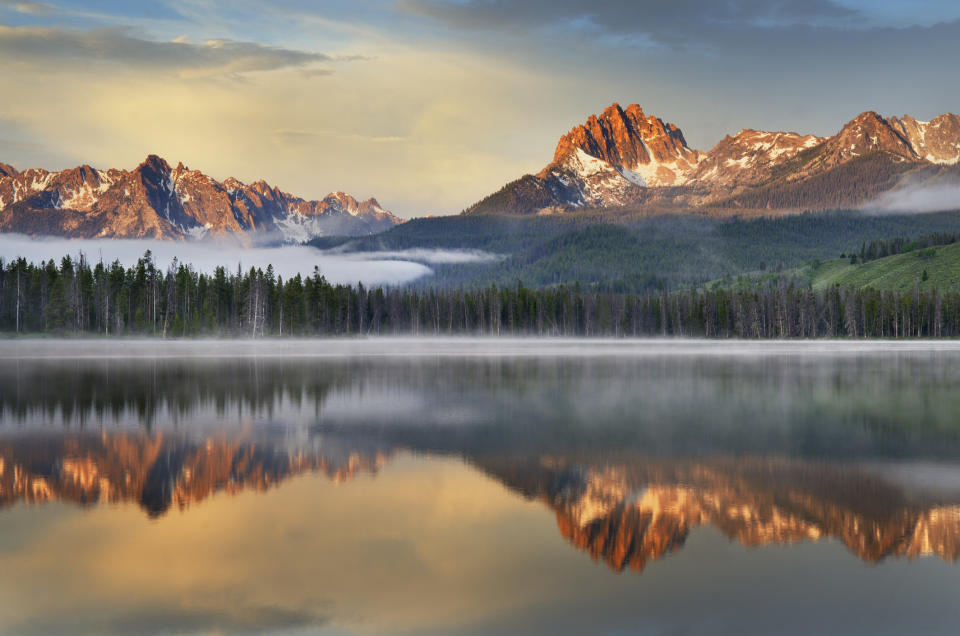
<box><xmin>0</xmin><ymin>235</ymin><xmax>497</xmax><ymax>286</ymax></box>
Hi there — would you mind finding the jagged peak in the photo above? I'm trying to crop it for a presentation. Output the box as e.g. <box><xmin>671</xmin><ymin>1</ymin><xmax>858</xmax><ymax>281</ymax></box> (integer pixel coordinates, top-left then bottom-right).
<box><xmin>0</xmin><ymin>154</ymin><xmax>399</xmax><ymax>240</ymax></box>
<box><xmin>599</xmin><ymin>102</ymin><xmax>625</xmax><ymax>119</ymax></box>
<box><xmin>853</xmin><ymin>110</ymin><xmax>884</xmax><ymax>121</ymax></box>
<box><xmin>849</xmin><ymin>110</ymin><xmax>958</xmax><ymax>130</ymax></box>
<box><xmin>0</xmin><ymin>162</ymin><xmax>17</xmax><ymax>178</ymax></box>
<box><xmin>324</xmin><ymin>191</ymin><xmax>358</xmax><ymax>204</ymax></box>
<box><xmin>835</xmin><ymin>111</ymin><xmax>915</xmax><ymax>151</ymax></box>
<box><xmin>552</xmin><ymin>102</ymin><xmax>695</xmax><ymax>172</ymax></box>
<box><xmin>136</xmin><ymin>154</ymin><xmax>172</xmax><ymax>174</ymax></box>
<box><xmin>71</xmin><ymin>164</ymin><xmax>100</xmax><ymax>178</ymax></box>
<box><xmin>931</xmin><ymin>112</ymin><xmax>960</xmax><ymax>124</ymax></box>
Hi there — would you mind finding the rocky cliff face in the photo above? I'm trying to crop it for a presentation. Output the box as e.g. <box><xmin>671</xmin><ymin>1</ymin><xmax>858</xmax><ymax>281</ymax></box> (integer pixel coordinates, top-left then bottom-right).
<box><xmin>465</xmin><ymin>104</ymin><xmax>960</xmax><ymax>215</ymax></box>
<box><xmin>550</xmin><ymin>103</ymin><xmax>703</xmax><ymax>186</ymax></box>
<box><xmin>0</xmin><ymin>155</ymin><xmax>401</xmax><ymax>243</ymax></box>
<box><xmin>888</xmin><ymin>114</ymin><xmax>960</xmax><ymax>165</ymax></box>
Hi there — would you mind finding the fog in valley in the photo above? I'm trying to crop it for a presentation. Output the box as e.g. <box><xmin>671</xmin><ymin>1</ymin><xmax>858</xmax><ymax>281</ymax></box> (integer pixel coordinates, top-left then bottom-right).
<box><xmin>862</xmin><ymin>181</ymin><xmax>960</xmax><ymax>214</ymax></box>
<box><xmin>0</xmin><ymin>235</ymin><xmax>497</xmax><ymax>286</ymax></box>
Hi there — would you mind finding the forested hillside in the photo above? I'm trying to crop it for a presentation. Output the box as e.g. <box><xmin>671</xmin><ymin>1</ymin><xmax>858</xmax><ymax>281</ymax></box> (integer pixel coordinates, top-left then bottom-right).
<box><xmin>314</xmin><ymin>210</ymin><xmax>960</xmax><ymax>291</ymax></box>
<box><xmin>714</xmin><ymin>152</ymin><xmax>919</xmax><ymax>210</ymax></box>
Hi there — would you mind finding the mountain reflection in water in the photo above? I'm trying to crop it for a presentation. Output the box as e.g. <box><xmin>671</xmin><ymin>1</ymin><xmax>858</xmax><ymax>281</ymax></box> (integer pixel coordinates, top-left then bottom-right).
<box><xmin>1</xmin><ymin>431</ymin><xmax>959</xmax><ymax>569</ymax></box>
<box><xmin>3</xmin><ymin>341</ymin><xmax>960</xmax><ymax>635</ymax></box>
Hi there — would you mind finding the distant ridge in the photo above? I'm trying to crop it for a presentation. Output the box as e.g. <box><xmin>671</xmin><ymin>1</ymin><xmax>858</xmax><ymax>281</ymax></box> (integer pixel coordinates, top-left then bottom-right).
<box><xmin>0</xmin><ymin>155</ymin><xmax>401</xmax><ymax>243</ymax></box>
<box><xmin>465</xmin><ymin>104</ymin><xmax>960</xmax><ymax>215</ymax></box>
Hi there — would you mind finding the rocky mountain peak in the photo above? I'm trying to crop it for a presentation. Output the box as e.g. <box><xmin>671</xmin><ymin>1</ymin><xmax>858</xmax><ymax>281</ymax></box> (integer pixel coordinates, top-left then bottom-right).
<box><xmin>0</xmin><ymin>162</ymin><xmax>17</xmax><ymax>178</ymax></box>
<box><xmin>248</xmin><ymin>179</ymin><xmax>281</xmax><ymax>199</ymax></box>
<box><xmin>552</xmin><ymin>102</ymin><xmax>695</xmax><ymax>172</ymax></box>
<box><xmin>827</xmin><ymin>111</ymin><xmax>917</xmax><ymax>162</ymax></box>
<box><xmin>222</xmin><ymin>177</ymin><xmax>244</xmax><ymax>191</ymax></box>
<box><xmin>137</xmin><ymin>154</ymin><xmax>173</xmax><ymax>175</ymax></box>
<box><xmin>534</xmin><ymin>102</ymin><xmax>704</xmax><ymax>200</ymax></box>
<box><xmin>322</xmin><ymin>191</ymin><xmax>360</xmax><ymax>214</ymax></box>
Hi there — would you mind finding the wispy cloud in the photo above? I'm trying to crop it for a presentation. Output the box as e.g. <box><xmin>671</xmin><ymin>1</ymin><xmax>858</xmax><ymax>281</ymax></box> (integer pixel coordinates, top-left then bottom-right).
<box><xmin>396</xmin><ymin>0</ymin><xmax>859</xmax><ymax>43</ymax></box>
<box><xmin>335</xmin><ymin>247</ymin><xmax>501</xmax><ymax>264</ymax></box>
<box><xmin>0</xmin><ymin>0</ymin><xmax>56</xmax><ymax>16</ymax></box>
<box><xmin>0</xmin><ymin>24</ymin><xmax>345</xmax><ymax>78</ymax></box>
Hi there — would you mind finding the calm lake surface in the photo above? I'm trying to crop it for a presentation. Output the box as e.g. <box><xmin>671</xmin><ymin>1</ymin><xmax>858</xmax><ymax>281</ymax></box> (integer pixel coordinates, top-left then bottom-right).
<box><xmin>2</xmin><ymin>339</ymin><xmax>960</xmax><ymax>635</ymax></box>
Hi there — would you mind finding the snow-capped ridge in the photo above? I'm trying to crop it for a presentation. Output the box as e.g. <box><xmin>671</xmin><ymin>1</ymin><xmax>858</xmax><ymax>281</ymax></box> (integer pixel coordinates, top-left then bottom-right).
<box><xmin>0</xmin><ymin>154</ymin><xmax>401</xmax><ymax>242</ymax></box>
<box><xmin>465</xmin><ymin>103</ymin><xmax>960</xmax><ymax>216</ymax></box>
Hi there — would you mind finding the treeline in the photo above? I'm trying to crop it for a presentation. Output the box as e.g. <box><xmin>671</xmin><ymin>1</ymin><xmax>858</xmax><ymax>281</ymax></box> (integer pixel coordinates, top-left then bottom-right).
<box><xmin>847</xmin><ymin>232</ymin><xmax>960</xmax><ymax>264</ymax></box>
<box><xmin>1</xmin><ymin>252</ymin><xmax>959</xmax><ymax>338</ymax></box>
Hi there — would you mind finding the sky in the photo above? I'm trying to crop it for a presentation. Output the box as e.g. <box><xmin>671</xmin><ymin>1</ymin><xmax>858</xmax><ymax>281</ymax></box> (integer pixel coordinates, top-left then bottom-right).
<box><xmin>2</xmin><ymin>1</ymin><xmax>960</xmax><ymax>218</ymax></box>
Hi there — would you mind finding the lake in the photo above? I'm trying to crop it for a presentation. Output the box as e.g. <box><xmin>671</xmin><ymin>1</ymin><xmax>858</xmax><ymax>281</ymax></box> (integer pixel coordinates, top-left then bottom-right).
<box><xmin>1</xmin><ymin>339</ymin><xmax>960</xmax><ymax>635</ymax></box>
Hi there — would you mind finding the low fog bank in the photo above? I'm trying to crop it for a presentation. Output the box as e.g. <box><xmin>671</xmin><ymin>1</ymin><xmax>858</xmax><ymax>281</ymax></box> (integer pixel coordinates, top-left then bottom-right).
<box><xmin>861</xmin><ymin>182</ymin><xmax>960</xmax><ymax>214</ymax></box>
<box><xmin>0</xmin><ymin>235</ymin><xmax>496</xmax><ymax>287</ymax></box>
<box><xmin>334</xmin><ymin>247</ymin><xmax>501</xmax><ymax>264</ymax></box>
<box><xmin>4</xmin><ymin>338</ymin><xmax>960</xmax><ymax>359</ymax></box>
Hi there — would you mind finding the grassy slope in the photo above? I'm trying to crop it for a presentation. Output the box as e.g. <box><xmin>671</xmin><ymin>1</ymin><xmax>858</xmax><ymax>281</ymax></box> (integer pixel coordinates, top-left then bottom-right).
<box><xmin>810</xmin><ymin>243</ymin><xmax>960</xmax><ymax>292</ymax></box>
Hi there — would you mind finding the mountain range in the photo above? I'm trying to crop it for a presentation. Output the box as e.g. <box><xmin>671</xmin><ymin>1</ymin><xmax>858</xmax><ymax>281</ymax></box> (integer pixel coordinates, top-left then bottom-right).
<box><xmin>0</xmin><ymin>155</ymin><xmax>401</xmax><ymax>243</ymax></box>
<box><xmin>465</xmin><ymin>103</ymin><xmax>960</xmax><ymax>215</ymax></box>
<box><xmin>4</xmin><ymin>103</ymin><xmax>960</xmax><ymax>243</ymax></box>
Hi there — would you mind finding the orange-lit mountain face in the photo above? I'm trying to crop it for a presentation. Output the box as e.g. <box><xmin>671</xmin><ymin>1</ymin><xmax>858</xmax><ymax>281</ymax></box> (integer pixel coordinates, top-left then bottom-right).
<box><xmin>2</xmin><ymin>431</ymin><xmax>958</xmax><ymax>569</ymax></box>
<box><xmin>0</xmin><ymin>155</ymin><xmax>401</xmax><ymax>243</ymax></box>
<box><xmin>465</xmin><ymin>104</ymin><xmax>960</xmax><ymax>215</ymax></box>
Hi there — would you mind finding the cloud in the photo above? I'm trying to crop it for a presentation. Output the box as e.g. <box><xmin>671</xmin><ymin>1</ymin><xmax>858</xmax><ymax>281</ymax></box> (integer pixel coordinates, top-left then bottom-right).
<box><xmin>0</xmin><ymin>0</ymin><xmax>55</xmax><ymax>16</ymax></box>
<box><xmin>335</xmin><ymin>247</ymin><xmax>501</xmax><ymax>264</ymax></box>
<box><xmin>396</xmin><ymin>0</ymin><xmax>859</xmax><ymax>43</ymax></box>
<box><xmin>861</xmin><ymin>182</ymin><xmax>960</xmax><ymax>214</ymax></box>
<box><xmin>0</xmin><ymin>24</ymin><xmax>340</xmax><ymax>77</ymax></box>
